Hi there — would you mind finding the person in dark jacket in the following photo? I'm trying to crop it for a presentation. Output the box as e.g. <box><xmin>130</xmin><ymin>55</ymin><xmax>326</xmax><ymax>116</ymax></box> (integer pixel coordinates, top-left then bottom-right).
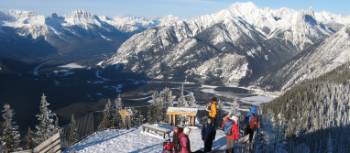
<box><xmin>201</xmin><ymin>118</ymin><xmax>216</xmax><ymax>152</ymax></box>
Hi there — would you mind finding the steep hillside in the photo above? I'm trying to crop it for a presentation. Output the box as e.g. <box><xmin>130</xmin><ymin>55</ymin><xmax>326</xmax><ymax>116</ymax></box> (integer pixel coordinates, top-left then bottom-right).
<box><xmin>262</xmin><ymin>25</ymin><xmax>350</xmax><ymax>90</ymax></box>
<box><xmin>102</xmin><ymin>2</ymin><xmax>337</xmax><ymax>86</ymax></box>
<box><xmin>263</xmin><ymin>63</ymin><xmax>350</xmax><ymax>152</ymax></box>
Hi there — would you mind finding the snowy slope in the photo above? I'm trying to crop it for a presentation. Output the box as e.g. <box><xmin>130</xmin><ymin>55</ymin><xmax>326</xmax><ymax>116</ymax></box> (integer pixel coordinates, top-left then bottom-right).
<box><xmin>102</xmin><ymin>2</ymin><xmax>340</xmax><ymax>86</ymax></box>
<box><xmin>66</xmin><ymin>127</ymin><xmax>226</xmax><ymax>153</ymax></box>
<box><xmin>262</xmin><ymin>63</ymin><xmax>350</xmax><ymax>153</ymax></box>
<box><xmin>262</xmin><ymin>25</ymin><xmax>350</xmax><ymax>90</ymax></box>
<box><xmin>0</xmin><ymin>10</ymin><xmax>163</xmax><ymax>63</ymax></box>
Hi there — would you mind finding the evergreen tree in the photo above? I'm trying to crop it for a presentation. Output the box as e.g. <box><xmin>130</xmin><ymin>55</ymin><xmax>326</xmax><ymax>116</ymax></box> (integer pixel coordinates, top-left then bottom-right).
<box><xmin>113</xmin><ymin>96</ymin><xmax>122</xmax><ymax>128</ymax></box>
<box><xmin>98</xmin><ymin>100</ymin><xmax>112</xmax><ymax>130</ymax></box>
<box><xmin>114</xmin><ymin>95</ymin><xmax>123</xmax><ymax>109</ymax></box>
<box><xmin>69</xmin><ymin>114</ymin><xmax>79</xmax><ymax>144</ymax></box>
<box><xmin>34</xmin><ymin>93</ymin><xmax>59</xmax><ymax>144</ymax></box>
<box><xmin>25</xmin><ymin>127</ymin><xmax>34</xmax><ymax>150</ymax></box>
<box><xmin>146</xmin><ymin>105</ymin><xmax>153</xmax><ymax>123</ymax></box>
<box><xmin>186</xmin><ymin>92</ymin><xmax>196</xmax><ymax>107</ymax></box>
<box><xmin>1</xmin><ymin>104</ymin><xmax>21</xmax><ymax>152</ymax></box>
<box><xmin>151</xmin><ymin>91</ymin><xmax>164</xmax><ymax>122</ymax></box>
<box><xmin>163</xmin><ymin>88</ymin><xmax>174</xmax><ymax>107</ymax></box>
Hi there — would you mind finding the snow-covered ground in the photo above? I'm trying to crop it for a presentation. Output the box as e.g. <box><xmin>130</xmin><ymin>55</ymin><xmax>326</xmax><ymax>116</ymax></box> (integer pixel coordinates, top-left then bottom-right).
<box><xmin>200</xmin><ymin>84</ymin><xmax>276</xmax><ymax>105</ymax></box>
<box><xmin>200</xmin><ymin>85</ymin><xmax>239</xmax><ymax>99</ymax></box>
<box><xmin>240</xmin><ymin>96</ymin><xmax>274</xmax><ymax>105</ymax></box>
<box><xmin>66</xmin><ymin>126</ymin><xmax>226</xmax><ymax>153</ymax></box>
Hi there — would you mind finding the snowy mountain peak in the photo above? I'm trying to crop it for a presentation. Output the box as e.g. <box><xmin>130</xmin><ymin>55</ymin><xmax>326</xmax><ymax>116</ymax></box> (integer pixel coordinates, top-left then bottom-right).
<box><xmin>7</xmin><ymin>10</ymin><xmax>36</xmax><ymax>19</ymax></box>
<box><xmin>64</xmin><ymin>10</ymin><xmax>101</xmax><ymax>28</ymax></box>
<box><xmin>68</xmin><ymin>10</ymin><xmax>95</xmax><ymax>19</ymax></box>
<box><xmin>339</xmin><ymin>25</ymin><xmax>350</xmax><ymax>37</ymax></box>
<box><xmin>159</xmin><ymin>15</ymin><xmax>180</xmax><ymax>26</ymax></box>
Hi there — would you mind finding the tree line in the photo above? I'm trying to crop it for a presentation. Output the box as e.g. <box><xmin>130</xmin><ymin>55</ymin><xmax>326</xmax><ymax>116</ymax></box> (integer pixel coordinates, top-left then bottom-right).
<box><xmin>0</xmin><ymin>93</ymin><xmax>59</xmax><ymax>153</ymax></box>
<box><xmin>261</xmin><ymin>62</ymin><xmax>350</xmax><ymax>153</ymax></box>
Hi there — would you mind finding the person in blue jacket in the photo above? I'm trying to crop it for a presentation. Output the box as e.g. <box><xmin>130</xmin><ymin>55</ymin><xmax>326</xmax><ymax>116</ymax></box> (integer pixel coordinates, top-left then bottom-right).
<box><xmin>201</xmin><ymin>118</ymin><xmax>216</xmax><ymax>152</ymax></box>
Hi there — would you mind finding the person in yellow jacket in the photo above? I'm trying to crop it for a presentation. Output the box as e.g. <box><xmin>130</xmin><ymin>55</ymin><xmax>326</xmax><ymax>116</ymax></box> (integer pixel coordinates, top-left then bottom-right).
<box><xmin>208</xmin><ymin>97</ymin><xmax>218</xmax><ymax>122</ymax></box>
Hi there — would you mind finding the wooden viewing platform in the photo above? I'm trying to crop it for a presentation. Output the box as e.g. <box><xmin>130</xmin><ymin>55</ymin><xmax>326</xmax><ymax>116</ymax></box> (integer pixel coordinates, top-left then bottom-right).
<box><xmin>166</xmin><ymin>107</ymin><xmax>198</xmax><ymax>126</ymax></box>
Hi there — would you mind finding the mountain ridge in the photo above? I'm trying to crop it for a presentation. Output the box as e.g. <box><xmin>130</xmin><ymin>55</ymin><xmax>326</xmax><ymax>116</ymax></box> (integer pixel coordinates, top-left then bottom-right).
<box><xmin>101</xmin><ymin>2</ymin><xmax>348</xmax><ymax>88</ymax></box>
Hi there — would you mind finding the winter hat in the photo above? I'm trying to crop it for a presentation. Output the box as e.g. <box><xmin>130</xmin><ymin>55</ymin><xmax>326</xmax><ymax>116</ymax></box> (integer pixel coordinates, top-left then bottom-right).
<box><xmin>250</xmin><ymin>106</ymin><xmax>257</xmax><ymax>114</ymax></box>
<box><xmin>183</xmin><ymin>127</ymin><xmax>191</xmax><ymax>135</ymax></box>
<box><xmin>230</xmin><ymin>115</ymin><xmax>238</xmax><ymax>123</ymax></box>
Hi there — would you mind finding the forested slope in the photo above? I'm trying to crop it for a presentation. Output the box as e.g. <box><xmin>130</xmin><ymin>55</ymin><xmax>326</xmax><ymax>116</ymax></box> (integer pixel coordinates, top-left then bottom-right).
<box><xmin>263</xmin><ymin>63</ymin><xmax>350</xmax><ymax>152</ymax></box>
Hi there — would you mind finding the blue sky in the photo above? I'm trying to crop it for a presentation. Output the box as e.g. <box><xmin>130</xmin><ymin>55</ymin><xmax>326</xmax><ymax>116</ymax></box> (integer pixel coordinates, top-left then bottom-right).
<box><xmin>0</xmin><ymin>0</ymin><xmax>348</xmax><ymax>18</ymax></box>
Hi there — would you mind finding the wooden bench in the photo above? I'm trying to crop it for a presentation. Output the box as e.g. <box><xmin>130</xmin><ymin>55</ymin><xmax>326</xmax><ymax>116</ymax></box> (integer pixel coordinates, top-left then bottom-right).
<box><xmin>141</xmin><ymin>123</ymin><xmax>171</xmax><ymax>139</ymax></box>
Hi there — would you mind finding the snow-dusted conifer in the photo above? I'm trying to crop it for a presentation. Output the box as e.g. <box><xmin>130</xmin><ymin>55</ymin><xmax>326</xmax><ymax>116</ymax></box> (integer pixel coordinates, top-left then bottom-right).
<box><xmin>114</xmin><ymin>95</ymin><xmax>123</xmax><ymax>109</ymax></box>
<box><xmin>69</xmin><ymin>114</ymin><xmax>79</xmax><ymax>144</ymax></box>
<box><xmin>34</xmin><ymin>93</ymin><xmax>59</xmax><ymax>144</ymax></box>
<box><xmin>113</xmin><ymin>96</ymin><xmax>122</xmax><ymax>128</ymax></box>
<box><xmin>25</xmin><ymin>127</ymin><xmax>33</xmax><ymax>150</ymax></box>
<box><xmin>186</xmin><ymin>92</ymin><xmax>196</xmax><ymax>107</ymax></box>
<box><xmin>98</xmin><ymin>100</ymin><xmax>112</xmax><ymax>130</ymax></box>
<box><xmin>163</xmin><ymin>88</ymin><xmax>174</xmax><ymax>107</ymax></box>
<box><xmin>1</xmin><ymin>104</ymin><xmax>21</xmax><ymax>152</ymax></box>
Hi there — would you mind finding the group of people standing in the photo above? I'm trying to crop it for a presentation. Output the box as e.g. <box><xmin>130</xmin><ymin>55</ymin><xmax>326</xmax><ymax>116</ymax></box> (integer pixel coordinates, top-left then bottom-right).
<box><xmin>163</xmin><ymin>97</ymin><xmax>260</xmax><ymax>153</ymax></box>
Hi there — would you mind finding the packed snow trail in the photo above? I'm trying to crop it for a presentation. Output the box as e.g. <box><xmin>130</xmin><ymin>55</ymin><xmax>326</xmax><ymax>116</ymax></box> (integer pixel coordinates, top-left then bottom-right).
<box><xmin>65</xmin><ymin>127</ymin><xmax>226</xmax><ymax>153</ymax></box>
<box><xmin>65</xmin><ymin>103</ymin><xmax>265</xmax><ymax>152</ymax></box>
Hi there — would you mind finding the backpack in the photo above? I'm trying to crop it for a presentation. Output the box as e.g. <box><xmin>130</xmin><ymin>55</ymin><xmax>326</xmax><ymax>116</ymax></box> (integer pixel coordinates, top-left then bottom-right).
<box><xmin>223</xmin><ymin>120</ymin><xmax>233</xmax><ymax>136</ymax></box>
<box><xmin>163</xmin><ymin>142</ymin><xmax>174</xmax><ymax>153</ymax></box>
<box><xmin>249</xmin><ymin>115</ymin><xmax>259</xmax><ymax>129</ymax></box>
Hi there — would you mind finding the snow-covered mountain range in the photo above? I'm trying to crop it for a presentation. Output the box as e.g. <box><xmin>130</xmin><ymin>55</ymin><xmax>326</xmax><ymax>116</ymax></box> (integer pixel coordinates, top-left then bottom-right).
<box><xmin>1</xmin><ymin>2</ymin><xmax>349</xmax><ymax>90</ymax></box>
<box><xmin>262</xmin><ymin>25</ymin><xmax>350</xmax><ymax>90</ymax></box>
<box><xmin>102</xmin><ymin>2</ymin><xmax>350</xmax><ymax>89</ymax></box>
<box><xmin>0</xmin><ymin>10</ymin><xmax>171</xmax><ymax>63</ymax></box>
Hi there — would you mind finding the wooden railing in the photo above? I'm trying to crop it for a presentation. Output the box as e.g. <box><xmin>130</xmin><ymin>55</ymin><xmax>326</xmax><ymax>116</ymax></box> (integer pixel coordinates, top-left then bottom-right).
<box><xmin>33</xmin><ymin>132</ymin><xmax>61</xmax><ymax>153</ymax></box>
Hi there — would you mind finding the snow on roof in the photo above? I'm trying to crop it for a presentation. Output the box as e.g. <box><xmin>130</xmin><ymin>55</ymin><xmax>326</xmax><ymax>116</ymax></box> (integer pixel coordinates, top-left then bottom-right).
<box><xmin>166</xmin><ymin>107</ymin><xmax>198</xmax><ymax>113</ymax></box>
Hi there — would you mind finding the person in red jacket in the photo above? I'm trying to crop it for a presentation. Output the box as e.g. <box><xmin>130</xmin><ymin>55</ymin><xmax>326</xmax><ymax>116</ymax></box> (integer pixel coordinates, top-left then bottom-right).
<box><xmin>173</xmin><ymin>126</ymin><xmax>183</xmax><ymax>153</ymax></box>
<box><xmin>178</xmin><ymin>127</ymin><xmax>191</xmax><ymax>153</ymax></box>
<box><xmin>221</xmin><ymin>114</ymin><xmax>239</xmax><ymax>153</ymax></box>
